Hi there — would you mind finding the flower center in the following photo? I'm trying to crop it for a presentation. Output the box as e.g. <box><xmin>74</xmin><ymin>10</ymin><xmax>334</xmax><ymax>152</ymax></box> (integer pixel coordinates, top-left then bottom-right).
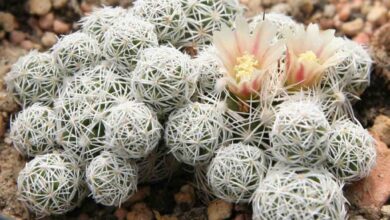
<box><xmin>234</xmin><ymin>53</ymin><xmax>259</xmax><ymax>83</ymax></box>
<box><xmin>298</xmin><ymin>51</ymin><xmax>319</xmax><ymax>63</ymax></box>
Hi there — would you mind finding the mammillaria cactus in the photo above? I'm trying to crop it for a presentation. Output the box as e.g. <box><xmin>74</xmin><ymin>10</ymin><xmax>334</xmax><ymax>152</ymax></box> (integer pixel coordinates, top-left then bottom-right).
<box><xmin>80</xmin><ymin>6</ymin><xmax>127</xmax><ymax>43</ymax></box>
<box><xmin>165</xmin><ymin>102</ymin><xmax>226</xmax><ymax>166</ymax></box>
<box><xmin>10</xmin><ymin>103</ymin><xmax>57</xmax><ymax>157</ymax></box>
<box><xmin>178</xmin><ymin>0</ymin><xmax>241</xmax><ymax>48</ymax></box>
<box><xmin>270</xmin><ymin>96</ymin><xmax>330</xmax><ymax>166</ymax></box>
<box><xmin>5</xmin><ymin>50</ymin><xmax>64</xmax><ymax>107</ymax></box>
<box><xmin>133</xmin><ymin>0</ymin><xmax>186</xmax><ymax>45</ymax></box>
<box><xmin>207</xmin><ymin>143</ymin><xmax>268</xmax><ymax>202</ymax></box>
<box><xmin>102</xmin><ymin>14</ymin><xmax>158</xmax><ymax>71</ymax></box>
<box><xmin>55</xmin><ymin>64</ymin><xmax>132</xmax><ymax>162</ymax></box>
<box><xmin>52</xmin><ymin>32</ymin><xmax>101</xmax><ymax>74</ymax></box>
<box><xmin>332</xmin><ymin>38</ymin><xmax>372</xmax><ymax>98</ymax></box>
<box><xmin>252</xmin><ymin>164</ymin><xmax>347</xmax><ymax>220</ymax></box>
<box><xmin>131</xmin><ymin>46</ymin><xmax>197</xmax><ymax>118</ymax></box>
<box><xmin>249</xmin><ymin>13</ymin><xmax>298</xmax><ymax>40</ymax></box>
<box><xmin>194</xmin><ymin>46</ymin><xmax>224</xmax><ymax>98</ymax></box>
<box><xmin>85</xmin><ymin>151</ymin><xmax>138</xmax><ymax>206</ymax></box>
<box><xmin>7</xmin><ymin>1</ymin><xmax>379</xmax><ymax>218</ymax></box>
<box><xmin>105</xmin><ymin>101</ymin><xmax>162</xmax><ymax>159</ymax></box>
<box><xmin>326</xmin><ymin>119</ymin><xmax>377</xmax><ymax>183</ymax></box>
<box><xmin>17</xmin><ymin>152</ymin><xmax>86</xmax><ymax>217</ymax></box>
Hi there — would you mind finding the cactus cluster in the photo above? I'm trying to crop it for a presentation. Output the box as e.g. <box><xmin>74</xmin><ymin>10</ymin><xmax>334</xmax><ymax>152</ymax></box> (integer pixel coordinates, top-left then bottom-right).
<box><xmin>7</xmin><ymin>2</ymin><xmax>377</xmax><ymax>219</ymax></box>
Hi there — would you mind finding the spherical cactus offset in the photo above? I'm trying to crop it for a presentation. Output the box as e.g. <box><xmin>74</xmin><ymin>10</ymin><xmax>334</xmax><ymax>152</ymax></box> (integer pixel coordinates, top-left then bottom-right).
<box><xmin>10</xmin><ymin>103</ymin><xmax>57</xmax><ymax>157</ymax></box>
<box><xmin>165</xmin><ymin>102</ymin><xmax>226</xmax><ymax>166</ymax></box>
<box><xmin>270</xmin><ymin>98</ymin><xmax>330</xmax><ymax>166</ymax></box>
<box><xmin>80</xmin><ymin>6</ymin><xmax>127</xmax><ymax>43</ymax></box>
<box><xmin>178</xmin><ymin>0</ymin><xmax>242</xmax><ymax>48</ymax></box>
<box><xmin>207</xmin><ymin>143</ymin><xmax>268</xmax><ymax>202</ymax></box>
<box><xmin>59</xmin><ymin>63</ymin><xmax>132</xmax><ymax>104</ymax></box>
<box><xmin>326</xmin><ymin>119</ymin><xmax>377</xmax><ymax>183</ymax></box>
<box><xmin>52</xmin><ymin>32</ymin><xmax>101</xmax><ymax>74</ymax></box>
<box><xmin>131</xmin><ymin>46</ymin><xmax>197</xmax><ymax>118</ymax></box>
<box><xmin>17</xmin><ymin>152</ymin><xmax>86</xmax><ymax>217</ymax></box>
<box><xmin>85</xmin><ymin>151</ymin><xmax>138</xmax><ymax>206</ymax></box>
<box><xmin>252</xmin><ymin>164</ymin><xmax>347</xmax><ymax>220</ymax></box>
<box><xmin>249</xmin><ymin>13</ymin><xmax>298</xmax><ymax>40</ymax></box>
<box><xmin>5</xmin><ymin>51</ymin><xmax>64</xmax><ymax>106</ymax></box>
<box><xmin>105</xmin><ymin>101</ymin><xmax>162</xmax><ymax>159</ymax></box>
<box><xmin>133</xmin><ymin>0</ymin><xmax>186</xmax><ymax>45</ymax></box>
<box><xmin>337</xmin><ymin>38</ymin><xmax>372</xmax><ymax>98</ymax></box>
<box><xmin>102</xmin><ymin>14</ymin><xmax>158</xmax><ymax>71</ymax></box>
<box><xmin>194</xmin><ymin>46</ymin><xmax>224</xmax><ymax>97</ymax></box>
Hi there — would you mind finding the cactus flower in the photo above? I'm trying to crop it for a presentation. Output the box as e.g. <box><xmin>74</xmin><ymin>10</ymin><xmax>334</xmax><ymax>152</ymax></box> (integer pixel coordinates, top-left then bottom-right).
<box><xmin>285</xmin><ymin>24</ymin><xmax>343</xmax><ymax>88</ymax></box>
<box><xmin>213</xmin><ymin>17</ymin><xmax>283</xmax><ymax>99</ymax></box>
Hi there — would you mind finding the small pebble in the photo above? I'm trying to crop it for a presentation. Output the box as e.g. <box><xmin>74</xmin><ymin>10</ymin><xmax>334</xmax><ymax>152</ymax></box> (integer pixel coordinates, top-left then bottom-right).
<box><xmin>126</xmin><ymin>203</ymin><xmax>153</xmax><ymax>220</ymax></box>
<box><xmin>338</xmin><ymin>4</ymin><xmax>351</xmax><ymax>21</ymax></box>
<box><xmin>174</xmin><ymin>184</ymin><xmax>195</xmax><ymax>211</ymax></box>
<box><xmin>10</xmin><ymin>31</ymin><xmax>26</xmax><ymax>45</ymax></box>
<box><xmin>114</xmin><ymin>208</ymin><xmax>128</xmax><ymax>220</ymax></box>
<box><xmin>323</xmin><ymin>4</ymin><xmax>336</xmax><ymax>18</ymax></box>
<box><xmin>0</xmin><ymin>12</ymin><xmax>18</xmax><ymax>32</ymax></box>
<box><xmin>341</xmin><ymin>18</ymin><xmax>364</xmax><ymax>36</ymax></box>
<box><xmin>127</xmin><ymin>186</ymin><xmax>150</xmax><ymax>204</ymax></box>
<box><xmin>28</xmin><ymin>0</ymin><xmax>52</xmax><ymax>16</ymax></box>
<box><xmin>207</xmin><ymin>199</ymin><xmax>233</xmax><ymax>220</ymax></box>
<box><xmin>38</xmin><ymin>12</ymin><xmax>54</xmax><ymax>30</ymax></box>
<box><xmin>20</xmin><ymin>40</ymin><xmax>34</xmax><ymax>50</ymax></box>
<box><xmin>382</xmin><ymin>205</ymin><xmax>390</xmax><ymax>217</ymax></box>
<box><xmin>367</xmin><ymin>5</ymin><xmax>388</xmax><ymax>25</ymax></box>
<box><xmin>52</xmin><ymin>0</ymin><xmax>67</xmax><ymax>9</ymax></box>
<box><xmin>353</xmin><ymin>32</ymin><xmax>370</xmax><ymax>45</ymax></box>
<box><xmin>41</xmin><ymin>32</ymin><xmax>57</xmax><ymax>47</ymax></box>
<box><xmin>53</xmin><ymin>19</ymin><xmax>71</xmax><ymax>34</ymax></box>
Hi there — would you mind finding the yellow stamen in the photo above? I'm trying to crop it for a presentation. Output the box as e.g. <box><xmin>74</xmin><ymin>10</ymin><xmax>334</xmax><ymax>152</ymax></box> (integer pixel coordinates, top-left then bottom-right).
<box><xmin>298</xmin><ymin>51</ymin><xmax>319</xmax><ymax>63</ymax></box>
<box><xmin>234</xmin><ymin>53</ymin><xmax>259</xmax><ymax>82</ymax></box>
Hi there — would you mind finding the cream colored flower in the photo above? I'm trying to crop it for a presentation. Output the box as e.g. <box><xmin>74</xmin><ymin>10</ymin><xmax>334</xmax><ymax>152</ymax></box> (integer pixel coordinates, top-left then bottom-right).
<box><xmin>285</xmin><ymin>24</ymin><xmax>343</xmax><ymax>88</ymax></box>
<box><xmin>213</xmin><ymin>17</ymin><xmax>283</xmax><ymax>99</ymax></box>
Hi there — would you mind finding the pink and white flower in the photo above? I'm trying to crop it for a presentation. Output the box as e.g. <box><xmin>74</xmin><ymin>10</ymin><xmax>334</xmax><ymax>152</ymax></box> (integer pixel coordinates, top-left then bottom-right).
<box><xmin>213</xmin><ymin>17</ymin><xmax>283</xmax><ymax>99</ymax></box>
<box><xmin>285</xmin><ymin>24</ymin><xmax>343</xmax><ymax>88</ymax></box>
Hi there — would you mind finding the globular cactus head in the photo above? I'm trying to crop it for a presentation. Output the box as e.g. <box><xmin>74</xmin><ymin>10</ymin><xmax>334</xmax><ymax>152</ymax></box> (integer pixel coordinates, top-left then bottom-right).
<box><xmin>252</xmin><ymin>164</ymin><xmax>347</xmax><ymax>220</ymax></box>
<box><xmin>86</xmin><ymin>151</ymin><xmax>138</xmax><ymax>206</ymax></box>
<box><xmin>326</xmin><ymin>119</ymin><xmax>377</xmax><ymax>183</ymax></box>
<box><xmin>10</xmin><ymin>103</ymin><xmax>57</xmax><ymax>157</ymax></box>
<box><xmin>178</xmin><ymin>0</ymin><xmax>242</xmax><ymax>48</ymax></box>
<box><xmin>80</xmin><ymin>6</ymin><xmax>127</xmax><ymax>43</ymax></box>
<box><xmin>59</xmin><ymin>62</ymin><xmax>133</xmax><ymax>103</ymax></box>
<box><xmin>249</xmin><ymin>13</ymin><xmax>298</xmax><ymax>40</ymax></box>
<box><xmin>52</xmin><ymin>32</ymin><xmax>101</xmax><ymax>74</ymax></box>
<box><xmin>17</xmin><ymin>152</ymin><xmax>86</xmax><ymax>217</ymax></box>
<box><xmin>336</xmin><ymin>38</ymin><xmax>372</xmax><ymax>98</ymax></box>
<box><xmin>270</xmin><ymin>95</ymin><xmax>330</xmax><ymax>166</ymax></box>
<box><xmin>5</xmin><ymin>50</ymin><xmax>64</xmax><ymax>107</ymax></box>
<box><xmin>55</xmin><ymin>64</ymin><xmax>132</xmax><ymax>162</ymax></box>
<box><xmin>105</xmin><ymin>101</ymin><xmax>162</xmax><ymax>159</ymax></box>
<box><xmin>131</xmin><ymin>46</ymin><xmax>198</xmax><ymax>118</ymax></box>
<box><xmin>207</xmin><ymin>143</ymin><xmax>268</xmax><ymax>203</ymax></box>
<box><xmin>222</xmin><ymin>100</ymin><xmax>273</xmax><ymax>149</ymax></box>
<box><xmin>194</xmin><ymin>46</ymin><xmax>224</xmax><ymax>98</ymax></box>
<box><xmin>165</xmin><ymin>102</ymin><xmax>226</xmax><ymax>166</ymax></box>
<box><xmin>102</xmin><ymin>14</ymin><xmax>158</xmax><ymax>71</ymax></box>
<box><xmin>136</xmin><ymin>145</ymin><xmax>180</xmax><ymax>184</ymax></box>
<box><xmin>133</xmin><ymin>0</ymin><xmax>186</xmax><ymax>45</ymax></box>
